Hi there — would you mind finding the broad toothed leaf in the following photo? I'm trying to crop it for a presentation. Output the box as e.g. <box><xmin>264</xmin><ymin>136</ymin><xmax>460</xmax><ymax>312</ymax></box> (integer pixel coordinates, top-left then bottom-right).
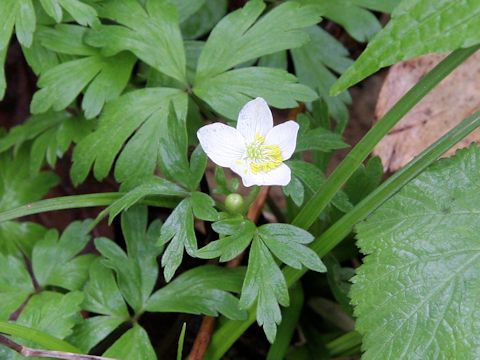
<box><xmin>332</xmin><ymin>0</ymin><xmax>480</xmax><ymax>94</ymax></box>
<box><xmin>352</xmin><ymin>146</ymin><xmax>480</xmax><ymax>359</ymax></box>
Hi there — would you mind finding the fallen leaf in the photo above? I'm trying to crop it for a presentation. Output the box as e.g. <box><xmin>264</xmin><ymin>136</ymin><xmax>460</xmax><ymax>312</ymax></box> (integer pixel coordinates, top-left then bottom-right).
<box><xmin>373</xmin><ymin>50</ymin><xmax>480</xmax><ymax>172</ymax></box>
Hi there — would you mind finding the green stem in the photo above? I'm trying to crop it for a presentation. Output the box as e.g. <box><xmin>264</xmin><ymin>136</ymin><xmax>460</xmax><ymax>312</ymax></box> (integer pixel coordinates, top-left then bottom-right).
<box><xmin>0</xmin><ymin>321</ymin><xmax>80</xmax><ymax>353</ymax></box>
<box><xmin>0</xmin><ymin>193</ymin><xmax>178</xmax><ymax>223</ymax></box>
<box><xmin>292</xmin><ymin>45</ymin><xmax>480</xmax><ymax>230</ymax></box>
<box><xmin>326</xmin><ymin>331</ymin><xmax>362</xmax><ymax>356</ymax></box>
<box><xmin>204</xmin><ymin>110</ymin><xmax>480</xmax><ymax>359</ymax></box>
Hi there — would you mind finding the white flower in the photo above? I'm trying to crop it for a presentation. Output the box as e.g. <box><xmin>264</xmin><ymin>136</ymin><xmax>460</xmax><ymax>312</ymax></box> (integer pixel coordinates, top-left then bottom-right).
<box><xmin>197</xmin><ymin>97</ymin><xmax>299</xmax><ymax>187</ymax></box>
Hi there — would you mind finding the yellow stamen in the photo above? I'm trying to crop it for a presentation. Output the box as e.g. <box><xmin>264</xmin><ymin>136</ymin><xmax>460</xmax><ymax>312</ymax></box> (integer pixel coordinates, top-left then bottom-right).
<box><xmin>244</xmin><ymin>133</ymin><xmax>283</xmax><ymax>174</ymax></box>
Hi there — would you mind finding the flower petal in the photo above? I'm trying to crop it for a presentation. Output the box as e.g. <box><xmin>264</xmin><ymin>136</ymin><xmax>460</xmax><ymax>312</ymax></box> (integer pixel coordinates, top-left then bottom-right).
<box><xmin>232</xmin><ymin>162</ymin><xmax>291</xmax><ymax>187</ymax></box>
<box><xmin>236</xmin><ymin>97</ymin><xmax>273</xmax><ymax>142</ymax></box>
<box><xmin>197</xmin><ymin>123</ymin><xmax>245</xmax><ymax>167</ymax></box>
<box><xmin>265</xmin><ymin>121</ymin><xmax>299</xmax><ymax>161</ymax></box>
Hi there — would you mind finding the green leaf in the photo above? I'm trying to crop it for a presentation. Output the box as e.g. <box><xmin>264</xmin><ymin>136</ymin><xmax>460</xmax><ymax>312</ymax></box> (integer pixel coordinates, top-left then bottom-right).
<box><xmin>315</xmin><ymin>0</ymin><xmax>382</xmax><ymax>42</ymax></box>
<box><xmin>259</xmin><ymin>51</ymin><xmax>288</xmax><ymax>70</ymax></box>
<box><xmin>0</xmin><ymin>221</ymin><xmax>46</xmax><ymax>258</ymax></box>
<box><xmin>352</xmin><ymin>145</ymin><xmax>480</xmax><ymax>359</ymax></box>
<box><xmin>101</xmin><ymin>176</ymin><xmax>187</xmax><ymax>223</ymax></box>
<box><xmin>295</xmin><ymin>126</ymin><xmax>349</xmax><ymax>153</ymax></box>
<box><xmin>82</xmin><ymin>260</ymin><xmax>129</xmax><ymax>318</ymax></box>
<box><xmin>350</xmin><ymin>0</ymin><xmax>400</xmax><ymax>13</ymax></box>
<box><xmin>195</xmin><ymin>0</ymin><xmax>321</xmax><ymax>81</ymax></box>
<box><xmin>291</xmin><ymin>26</ymin><xmax>353</xmax><ymax>130</ymax></box>
<box><xmin>68</xmin><ymin>316</ymin><xmax>124</xmax><ymax>353</ymax></box>
<box><xmin>103</xmin><ymin>325</ymin><xmax>156</xmax><ymax>360</ymax></box>
<box><xmin>32</xmin><ymin>220</ymin><xmax>93</xmax><ymax>290</ymax></box>
<box><xmin>283</xmin><ymin>175</ymin><xmax>304</xmax><ymax>207</ymax></box>
<box><xmin>194</xmin><ymin>67</ymin><xmax>317</xmax><ymax>119</ymax></box>
<box><xmin>240</xmin><ymin>236</ymin><xmax>289</xmax><ymax>343</ymax></box>
<box><xmin>177</xmin><ymin>323</ymin><xmax>186</xmax><ymax>360</ymax></box>
<box><xmin>258</xmin><ymin>224</ymin><xmax>325</xmax><ymax>272</ymax></box>
<box><xmin>0</xmin><ymin>112</ymin><xmax>95</xmax><ymax>171</ymax></box>
<box><xmin>324</xmin><ymin>256</ymin><xmax>355</xmax><ymax>316</ymax></box>
<box><xmin>95</xmin><ymin>206</ymin><xmax>162</xmax><ymax>313</ymax></box>
<box><xmin>40</xmin><ymin>0</ymin><xmax>98</xmax><ymax>25</ymax></box>
<box><xmin>0</xmin><ymin>254</ymin><xmax>34</xmax><ymax>321</ymax></box>
<box><xmin>159</xmin><ymin>198</ymin><xmax>196</xmax><ymax>282</ymax></box>
<box><xmin>190</xmin><ymin>192</ymin><xmax>218</xmax><ymax>221</ymax></box>
<box><xmin>196</xmin><ymin>219</ymin><xmax>255</xmax><ymax>262</ymax></box>
<box><xmin>0</xmin><ymin>147</ymin><xmax>58</xmax><ymax>212</ymax></box>
<box><xmin>288</xmin><ymin>160</ymin><xmax>352</xmax><ymax>213</ymax></box>
<box><xmin>87</xmin><ymin>0</ymin><xmax>186</xmax><ymax>84</ymax></box>
<box><xmin>332</xmin><ymin>0</ymin><xmax>480</xmax><ymax>94</ymax></box>
<box><xmin>344</xmin><ymin>156</ymin><xmax>383</xmax><ymax>205</ymax></box>
<box><xmin>17</xmin><ymin>291</ymin><xmax>83</xmax><ymax>340</ymax></box>
<box><xmin>71</xmin><ymin>88</ymin><xmax>188</xmax><ymax>185</ymax></box>
<box><xmin>179</xmin><ymin>0</ymin><xmax>227</xmax><ymax>39</ymax></box>
<box><xmin>0</xmin><ymin>48</ymin><xmax>7</xmax><ymax>99</ymax></box>
<box><xmin>0</xmin><ymin>1</ymin><xmax>34</xmax><ymax>50</ymax></box>
<box><xmin>266</xmin><ymin>284</ymin><xmax>304</xmax><ymax>360</ymax></box>
<box><xmin>157</xmin><ymin>104</ymin><xmax>192</xmax><ymax>188</ymax></box>
<box><xmin>189</xmin><ymin>145</ymin><xmax>207</xmax><ymax>189</ymax></box>
<box><xmin>146</xmin><ymin>265</ymin><xmax>246</xmax><ymax>320</ymax></box>
<box><xmin>71</xmin><ymin>259</ymin><xmax>129</xmax><ymax>351</ymax></box>
<box><xmin>172</xmin><ymin>0</ymin><xmax>205</xmax><ymax>23</ymax></box>
<box><xmin>31</xmin><ymin>25</ymin><xmax>136</xmax><ymax>118</ymax></box>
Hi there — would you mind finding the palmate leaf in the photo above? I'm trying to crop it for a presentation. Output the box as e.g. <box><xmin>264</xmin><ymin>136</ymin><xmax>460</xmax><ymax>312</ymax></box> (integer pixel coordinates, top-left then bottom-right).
<box><xmin>179</xmin><ymin>0</ymin><xmax>227</xmax><ymax>40</ymax></box>
<box><xmin>192</xmin><ymin>0</ymin><xmax>320</xmax><ymax>118</ymax></box>
<box><xmin>69</xmin><ymin>260</ymin><xmax>129</xmax><ymax>352</ymax></box>
<box><xmin>194</xmin><ymin>67</ymin><xmax>317</xmax><ymax>120</ymax></box>
<box><xmin>3</xmin><ymin>291</ymin><xmax>83</xmax><ymax>359</ymax></box>
<box><xmin>101</xmin><ymin>176</ymin><xmax>187</xmax><ymax>223</ymax></box>
<box><xmin>292</xmin><ymin>26</ymin><xmax>353</xmax><ymax>131</ymax></box>
<box><xmin>194</xmin><ymin>0</ymin><xmax>321</xmax><ymax>81</ymax></box>
<box><xmin>332</xmin><ymin>0</ymin><xmax>480</xmax><ymax>94</ymax></box>
<box><xmin>311</xmin><ymin>0</ymin><xmax>392</xmax><ymax>42</ymax></box>
<box><xmin>0</xmin><ymin>147</ymin><xmax>56</xmax><ymax>257</ymax></box>
<box><xmin>71</xmin><ymin>88</ymin><xmax>188</xmax><ymax>185</ymax></box>
<box><xmin>95</xmin><ymin>206</ymin><xmax>162</xmax><ymax>314</ymax></box>
<box><xmin>352</xmin><ymin>145</ymin><xmax>480</xmax><ymax>359</ymax></box>
<box><xmin>0</xmin><ymin>0</ymin><xmax>34</xmax><ymax>98</ymax></box>
<box><xmin>159</xmin><ymin>195</ymin><xmax>218</xmax><ymax>281</ymax></box>
<box><xmin>146</xmin><ymin>265</ymin><xmax>246</xmax><ymax>320</ymax></box>
<box><xmin>0</xmin><ymin>112</ymin><xmax>95</xmax><ymax>172</ymax></box>
<box><xmin>31</xmin><ymin>25</ymin><xmax>136</xmax><ymax>119</ymax></box>
<box><xmin>0</xmin><ymin>254</ymin><xmax>34</xmax><ymax>321</ymax></box>
<box><xmin>38</xmin><ymin>0</ymin><xmax>97</xmax><ymax>26</ymax></box>
<box><xmin>32</xmin><ymin>220</ymin><xmax>94</xmax><ymax>291</ymax></box>
<box><xmin>0</xmin><ymin>147</ymin><xmax>58</xmax><ymax>212</ymax></box>
<box><xmin>286</xmin><ymin>160</ymin><xmax>353</xmax><ymax>212</ymax></box>
<box><xmin>240</xmin><ymin>224</ymin><xmax>324</xmax><ymax>342</ymax></box>
<box><xmin>87</xmin><ymin>0</ymin><xmax>186</xmax><ymax>84</ymax></box>
<box><xmin>103</xmin><ymin>325</ymin><xmax>156</xmax><ymax>360</ymax></box>
<box><xmin>0</xmin><ymin>0</ymin><xmax>97</xmax><ymax>99</ymax></box>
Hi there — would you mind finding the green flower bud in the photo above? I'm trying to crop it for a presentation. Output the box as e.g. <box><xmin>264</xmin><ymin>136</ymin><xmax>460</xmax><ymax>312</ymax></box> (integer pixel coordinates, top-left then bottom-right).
<box><xmin>225</xmin><ymin>193</ymin><xmax>244</xmax><ymax>214</ymax></box>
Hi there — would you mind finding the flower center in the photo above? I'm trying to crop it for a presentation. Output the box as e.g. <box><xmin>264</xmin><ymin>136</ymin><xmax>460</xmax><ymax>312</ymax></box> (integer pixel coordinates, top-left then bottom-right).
<box><xmin>244</xmin><ymin>133</ymin><xmax>283</xmax><ymax>174</ymax></box>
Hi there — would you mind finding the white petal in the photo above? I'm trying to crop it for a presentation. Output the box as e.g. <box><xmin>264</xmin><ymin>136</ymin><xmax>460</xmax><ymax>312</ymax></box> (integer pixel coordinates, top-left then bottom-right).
<box><xmin>197</xmin><ymin>123</ymin><xmax>245</xmax><ymax>167</ymax></box>
<box><xmin>265</xmin><ymin>121</ymin><xmax>299</xmax><ymax>161</ymax></box>
<box><xmin>236</xmin><ymin>97</ymin><xmax>273</xmax><ymax>142</ymax></box>
<box><xmin>232</xmin><ymin>162</ymin><xmax>291</xmax><ymax>187</ymax></box>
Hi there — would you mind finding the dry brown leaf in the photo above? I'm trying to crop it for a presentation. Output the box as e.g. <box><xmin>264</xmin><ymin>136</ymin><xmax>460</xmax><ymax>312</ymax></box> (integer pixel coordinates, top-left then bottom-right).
<box><xmin>373</xmin><ymin>50</ymin><xmax>480</xmax><ymax>172</ymax></box>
